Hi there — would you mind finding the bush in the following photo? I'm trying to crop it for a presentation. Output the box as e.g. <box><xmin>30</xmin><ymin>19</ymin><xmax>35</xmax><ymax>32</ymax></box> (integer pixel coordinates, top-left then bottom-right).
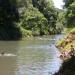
<box><xmin>19</xmin><ymin>6</ymin><xmax>48</xmax><ymax>36</ymax></box>
<box><xmin>20</xmin><ymin>27</ymin><xmax>32</xmax><ymax>37</ymax></box>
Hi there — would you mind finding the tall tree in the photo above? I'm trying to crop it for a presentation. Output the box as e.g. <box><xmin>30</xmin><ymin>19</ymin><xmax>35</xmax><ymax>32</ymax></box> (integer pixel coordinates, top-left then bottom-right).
<box><xmin>0</xmin><ymin>0</ymin><xmax>22</xmax><ymax>40</ymax></box>
<box><xmin>64</xmin><ymin>0</ymin><xmax>75</xmax><ymax>27</ymax></box>
<box><xmin>32</xmin><ymin>0</ymin><xmax>57</xmax><ymax>33</ymax></box>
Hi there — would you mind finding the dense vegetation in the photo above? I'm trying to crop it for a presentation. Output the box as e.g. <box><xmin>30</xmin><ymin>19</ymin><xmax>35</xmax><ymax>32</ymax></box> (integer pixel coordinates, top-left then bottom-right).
<box><xmin>18</xmin><ymin>0</ymin><xmax>63</xmax><ymax>37</ymax></box>
<box><xmin>56</xmin><ymin>0</ymin><xmax>75</xmax><ymax>49</ymax></box>
<box><xmin>64</xmin><ymin>0</ymin><xmax>75</xmax><ymax>27</ymax></box>
<box><xmin>0</xmin><ymin>0</ymin><xmax>65</xmax><ymax>40</ymax></box>
<box><xmin>0</xmin><ymin>0</ymin><xmax>22</xmax><ymax>40</ymax></box>
<box><xmin>1</xmin><ymin>0</ymin><xmax>75</xmax><ymax>40</ymax></box>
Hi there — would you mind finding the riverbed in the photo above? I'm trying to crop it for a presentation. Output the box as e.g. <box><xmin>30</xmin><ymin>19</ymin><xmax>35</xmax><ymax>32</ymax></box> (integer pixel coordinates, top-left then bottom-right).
<box><xmin>0</xmin><ymin>35</ymin><xmax>63</xmax><ymax>75</ymax></box>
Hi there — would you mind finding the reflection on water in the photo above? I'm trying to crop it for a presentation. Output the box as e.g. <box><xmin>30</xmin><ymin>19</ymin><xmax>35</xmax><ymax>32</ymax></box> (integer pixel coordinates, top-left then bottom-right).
<box><xmin>0</xmin><ymin>35</ymin><xmax>63</xmax><ymax>75</ymax></box>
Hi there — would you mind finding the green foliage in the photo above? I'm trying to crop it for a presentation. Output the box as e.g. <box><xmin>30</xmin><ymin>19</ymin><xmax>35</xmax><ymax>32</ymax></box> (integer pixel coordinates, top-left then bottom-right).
<box><xmin>0</xmin><ymin>0</ymin><xmax>22</xmax><ymax>40</ymax></box>
<box><xmin>20</xmin><ymin>27</ymin><xmax>32</xmax><ymax>37</ymax></box>
<box><xmin>64</xmin><ymin>0</ymin><xmax>73</xmax><ymax>8</ymax></box>
<box><xmin>17</xmin><ymin>0</ymin><xmax>32</xmax><ymax>8</ymax></box>
<box><xmin>56</xmin><ymin>10</ymin><xmax>66</xmax><ymax>31</ymax></box>
<box><xmin>64</xmin><ymin>0</ymin><xmax>75</xmax><ymax>27</ymax></box>
<box><xmin>20</xmin><ymin>6</ymin><xmax>48</xmax><ymax>36</ymax></box>
<box><xmin>19</xmin><ymin>0</ymin><xmax>61</xmax><ymax>36</ymax></box>
<box><xmin>70</xmin><ymin>28</ymin><xmax>75</xmax><ymax>33</ymax></box>
<box><xmin>32</xmin><ymin>0</ymin><xmax>57</xmax><ymax>31</ymax></box>
<box><xmin>0</xmin><ymin>0</ymin><xmax>65</xmax><ymax>40</ymax></box>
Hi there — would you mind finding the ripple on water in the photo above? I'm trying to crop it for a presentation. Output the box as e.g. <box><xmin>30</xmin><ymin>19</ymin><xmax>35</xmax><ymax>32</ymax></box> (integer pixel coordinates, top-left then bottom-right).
<box><xmin>16</xmin><ymin>55</ymin><xmax>62</xmax><ymax>75</ymax></box>
<box><xmin>0</xmin><ymin>54</ymin><xmax>16</xmax><ymax>57</ymax></box>
<box><xmin>16</xmin><ymin>35</ymin><xmax>63</xmax><ymax>75</ymax></box>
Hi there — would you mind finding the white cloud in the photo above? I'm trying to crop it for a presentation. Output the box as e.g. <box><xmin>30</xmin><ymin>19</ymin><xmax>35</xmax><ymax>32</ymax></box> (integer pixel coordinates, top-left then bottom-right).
<box><xmin>53</xmin><ymin>0</ymin><xmax>64</xmax><ymax>9</ymax></box>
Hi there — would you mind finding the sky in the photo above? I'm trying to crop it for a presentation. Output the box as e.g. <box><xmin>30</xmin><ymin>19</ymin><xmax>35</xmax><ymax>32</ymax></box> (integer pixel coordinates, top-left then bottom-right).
<box><xmin>53</xmin><ymin>0</ymin><xmax>64</xmax><ymax>9</ymax></box>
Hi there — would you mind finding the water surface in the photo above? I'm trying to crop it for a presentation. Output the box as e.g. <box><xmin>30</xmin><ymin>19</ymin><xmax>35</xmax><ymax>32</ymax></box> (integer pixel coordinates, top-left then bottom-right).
<box><xmin>0</xmin><ymin>35</ymin><xmax>63</xmax><ymax>75</ymax></box>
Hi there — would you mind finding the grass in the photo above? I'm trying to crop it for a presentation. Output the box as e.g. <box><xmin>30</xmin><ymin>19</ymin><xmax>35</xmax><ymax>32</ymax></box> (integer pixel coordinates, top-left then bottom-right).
<box><xmin>70</xmin><ymin>28</ymin><xmax>75</xmax><ymax>33</ymax></box>
<box><xmin>56</xmin><ymin>27</ymin><xmax>75</xmax><ymax>51</ymax></box>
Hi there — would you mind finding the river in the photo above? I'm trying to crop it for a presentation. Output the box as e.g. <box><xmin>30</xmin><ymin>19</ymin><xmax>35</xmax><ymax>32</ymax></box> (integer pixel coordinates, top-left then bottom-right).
<box><xmin>0</xmin><ymin>35</ymin><xmax>64</xmax><ymax>75</ymax></box>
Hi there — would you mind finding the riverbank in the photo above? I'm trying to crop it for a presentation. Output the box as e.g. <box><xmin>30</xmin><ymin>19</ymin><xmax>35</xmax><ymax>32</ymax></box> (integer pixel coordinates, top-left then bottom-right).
<box><xmin>54</xmin><ymin>28</ymin><xmax>75</xmax><ymax>75</ymax></box>
<box><xmin>54</xmin><ymin>56</ymin><xmax>75</xmax><ymax>75</ymax></box>
<box><xmin>56</xmin><ymin>28</ymin><xmax>75</xmax><ymax>52</ymax></box>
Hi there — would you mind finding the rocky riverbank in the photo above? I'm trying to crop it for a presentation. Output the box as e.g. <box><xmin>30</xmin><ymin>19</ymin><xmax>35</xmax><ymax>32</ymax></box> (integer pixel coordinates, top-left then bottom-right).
<box><xmin>54</xmin><ymin>28</ymin><xmax>75</xmax><ymax>75</ymax></box>
<box><xmin>54</xmin><ymin>56</ymin><xmax>75</xmax><ymax>75</ymax></box>
<box><xmin>56</xmin><ymin>28</ymin><xmax>75</xmax><ymax>52</ymax></box>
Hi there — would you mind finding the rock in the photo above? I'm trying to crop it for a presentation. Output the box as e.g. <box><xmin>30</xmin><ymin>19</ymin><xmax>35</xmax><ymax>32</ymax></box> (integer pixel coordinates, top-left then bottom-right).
<box><xmin>54</xmin><ymin>56</ymin><xmax>75</xmax><ymax>75</ymax></box>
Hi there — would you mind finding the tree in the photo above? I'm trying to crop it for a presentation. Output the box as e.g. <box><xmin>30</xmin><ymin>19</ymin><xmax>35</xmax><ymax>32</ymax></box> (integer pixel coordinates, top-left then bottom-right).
<box><xmin>20</xmin><ymin>7</ymin><xmax>48</xmax><ymax>36</ymax></box>
<box><xmin>64</xmin><ymin>0</ymin><xmax>75</xmax><ymax>27</ymax></box>
<box><xmin>0</xmin><ymin>0</ymin><xmax>22</xmax><ymax>40</ymax></box>
<box><xmin>56</xmin><ymin>9</ymin><xmax>66</xmax><ymax>32</ymax></box>
<box><xmin>18</xmin><ymin>0</ymin><xmax>61</xmax><ymax>36</ymax></box>
<box><xmin>32</xmin><ymin>0</ymin><xmax>57</xmax><ymax>33</ymax></box>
